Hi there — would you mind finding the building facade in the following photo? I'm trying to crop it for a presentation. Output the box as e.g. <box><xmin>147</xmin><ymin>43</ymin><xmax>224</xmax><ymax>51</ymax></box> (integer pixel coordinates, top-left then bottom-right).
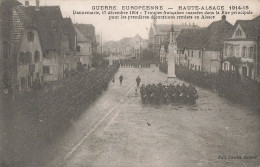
<box><xmin>149</xmin><ymin>19</ymin><xmax>200</xmax><ymax>57</ymax></box>
<box><xmin>179</xmin><ymin>16</ymin><xmax>233</xmax><ymax>74</ymax></box>
<box><xmin>74</xmin><ymin>24</ymin><xmax>93</xmax><ymax>68</ymax></box>
<box><xmin>223</xmin><ymin>16</ymin><xmax>260</xmax><ymax>81</ymax></box>
<box><xmin>17</xmin><ymin>4</ymin><xmax>77</xmax><ymax>82</ymax></box>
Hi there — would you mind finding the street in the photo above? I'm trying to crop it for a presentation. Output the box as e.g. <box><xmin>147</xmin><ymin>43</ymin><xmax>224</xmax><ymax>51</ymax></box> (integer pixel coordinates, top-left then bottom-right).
<box><xmin>44</xmin><ymin>65</ymin><xmax>260</xmax><ymax>167</ymax></box>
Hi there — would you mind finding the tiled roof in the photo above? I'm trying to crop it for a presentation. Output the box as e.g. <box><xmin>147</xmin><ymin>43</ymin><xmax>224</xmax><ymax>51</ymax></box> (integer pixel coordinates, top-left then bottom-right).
<box><xmin>176</xmin><ymin>29</ymin><xmax>204</xmax><ymax>49</ymax></box>
<box><xmin>74</xmin><ymin>25</ymin><xmax>92</xmax><ymax>43</ymax></box>
<box><xmin>188</xmin><ymin>19</ymin><xmax>233</xmax><ymax>51</ymax></box>
<box><xmin>235</xmin><ymin>18</ymin><xmax>260</xmax><ymax>38</ymax></box>
<box><xmin>253</xmin><ymin>15</ymin><xmax>260</xmax><ymax>21</ymax></box>
<box><xmin>73</xmin><ymin>24</ymin><xmax>95</xmax><ymax>42</ymax></box>
<box><xmin>21</xmin><ymin>6</ymin><xmax>64</xmax><ymax>50</ymax></box>
<box><xmin>63</xmin><ymin>17</ymin><xmax>76</xmax><ymax>50</ymax></box>
<box><xmin>12</xmin><ymin>5</ymin><xmax>77</xmax><ymax>52</ymax></box>
<box><xmin>1</xmin><ymin>0</ymin><xmax>22</xmax><ymax>40</ymax></box>
<box><xmin>154</xmin><ymin>24</ymin><xmax>200</xmax><ymax>35</ymax></box>
<box><xmin>1</xmin><ymin>0</ymin><xmax>21</xmax><ymax>9</ymax></box>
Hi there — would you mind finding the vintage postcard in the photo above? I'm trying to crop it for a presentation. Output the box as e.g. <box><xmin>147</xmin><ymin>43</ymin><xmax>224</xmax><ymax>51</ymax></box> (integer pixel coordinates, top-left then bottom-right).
<box><xmin>0</xmin><ymin>0</ymin><xmax>259</xmax><ymax>166</ymax></box>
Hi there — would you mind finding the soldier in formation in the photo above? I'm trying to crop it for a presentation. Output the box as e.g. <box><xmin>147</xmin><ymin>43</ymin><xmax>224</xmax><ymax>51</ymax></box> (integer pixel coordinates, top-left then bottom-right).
<box><xmin>112</xmin><ymin>59</ymin><xmax>150</xmax><ymax>68</ymax></box>
<box><xmin>140</xmin><ymin>83</ymin><xmax>198</xmax><ymax>104</ymax></box>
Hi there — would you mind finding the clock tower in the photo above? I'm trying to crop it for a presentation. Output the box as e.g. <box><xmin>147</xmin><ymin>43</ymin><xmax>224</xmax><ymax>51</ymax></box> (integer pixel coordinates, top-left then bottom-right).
<box><xmin>167</xmin><ymin>24</ymin><xmax>176</xmax><ymax>78</ymax></box>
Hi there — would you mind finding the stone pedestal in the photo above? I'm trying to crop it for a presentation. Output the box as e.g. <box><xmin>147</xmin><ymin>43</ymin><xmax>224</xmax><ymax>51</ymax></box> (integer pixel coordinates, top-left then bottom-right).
<box><xmin>167</xmin><ymin>55</ymin><xmax>176</xmax><ymax>78</ymax></box>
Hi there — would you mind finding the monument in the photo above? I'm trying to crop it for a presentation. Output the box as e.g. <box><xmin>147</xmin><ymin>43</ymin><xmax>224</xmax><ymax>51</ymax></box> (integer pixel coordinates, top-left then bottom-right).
<box><xmin>167</xmin><ymin>24</ymin><xmax>177</xmax><ymax>78</ymax></box>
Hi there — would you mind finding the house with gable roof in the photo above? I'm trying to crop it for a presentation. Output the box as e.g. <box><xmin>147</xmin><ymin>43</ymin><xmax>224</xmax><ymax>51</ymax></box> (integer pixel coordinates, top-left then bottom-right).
<box><xmin>9</xmin><ymin>0</ymin><xmax>44</xmax><ymax>92</ymax></box>
<box><xmin>149</xmin><ymin>18</ymin><xmax>199</xmax><ymax>57</ymax></box>
<box><xmin>16</xmin><ymin>1</ymin><xmax>76</xmax><ymax>82</ymax></box>
<box><xmin>186</xmin><ymin>15</ymin><xmax>233</xmax><ymax>73</ymax></box>
<box><xmin>74</xmin><ymin>24</ymin><xmax>93</xmax><ymax>68</ymax></box>
<box><xmin>176</xmin><ymin>28</ymin><xmax>204</xmax><ymax>66</ymax></box>
<box><xmin>7</xmin><ymin>0</ymin><xmax>76</xmax><ymax>93</ymax></box>
<box><xmin>223</xmin><ymin>15</ymin><xmax>260</xmax><ymax>81</ymax></box>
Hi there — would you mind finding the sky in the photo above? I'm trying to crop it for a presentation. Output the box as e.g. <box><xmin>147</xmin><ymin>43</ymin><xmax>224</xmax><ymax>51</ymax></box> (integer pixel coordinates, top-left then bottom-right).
<box><xmin>19</xmin><ymin>0</ymin><xmax>260</xmax><ymax>42</ymax></box>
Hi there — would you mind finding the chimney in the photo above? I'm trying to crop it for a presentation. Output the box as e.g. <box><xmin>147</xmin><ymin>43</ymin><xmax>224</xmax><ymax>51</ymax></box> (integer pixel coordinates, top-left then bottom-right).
<box><xmin>222</xmin><ymin>15</ymin><xmax>226</xmax><ymax>21</ymax></box>
<box><xmin>25</xmin><ymin>0</ymin><xmax>29</xmax><ymax>7</ymax></box>
<box><xmin>35</xmin><ymin>0</ymin><xmax>40</xmax><ymax>11</ymax></box>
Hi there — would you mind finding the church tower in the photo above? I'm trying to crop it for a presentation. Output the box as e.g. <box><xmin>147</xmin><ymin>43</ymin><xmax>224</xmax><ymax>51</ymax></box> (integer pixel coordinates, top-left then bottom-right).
<box><xmin>167</xmin><ymin>24</ymin><xmax>176</xmax><ymax>78</ymax></box>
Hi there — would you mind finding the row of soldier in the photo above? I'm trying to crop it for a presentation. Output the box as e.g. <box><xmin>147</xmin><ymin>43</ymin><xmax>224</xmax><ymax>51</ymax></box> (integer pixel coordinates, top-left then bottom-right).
<box><xmin>140</xmin><ymin>83</ymin><xmax>198</xmax><ymax>104</ymax></box>
<box><xmin>112</xmin><ymin>59</ymin><xmax>151</xmax><ymax>68</ymax></box>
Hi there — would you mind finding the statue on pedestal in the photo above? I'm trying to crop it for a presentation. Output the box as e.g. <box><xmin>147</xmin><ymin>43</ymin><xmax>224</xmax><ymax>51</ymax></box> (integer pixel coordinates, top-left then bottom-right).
<box><xmin>167</xmin><ymin>24</ymin><xmax>177</xmax><ymax>78</ymax></box>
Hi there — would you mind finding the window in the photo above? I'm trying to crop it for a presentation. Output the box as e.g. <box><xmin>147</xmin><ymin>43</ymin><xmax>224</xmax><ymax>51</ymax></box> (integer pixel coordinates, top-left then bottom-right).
<box><xmin>20</xmin><ymin>77</ymin><xmax>27</xmax><ymax>90</ymax></box>
<box><xmin>34</xmin><ymin>50</ymin><xmax>40</xmax><ymax>63</ymax></box>
<box><xmin>191</xmin><ymin>51</ymin><xmax>193</xmax><ymax>57</ymax></box>
<box><xmin>198</xmin><ymin>65</ymin><xmax>201</xmax><ymax>71</ymax></box>
<box><xmin>224</xmin><ymin>45</ymin><xmax>228</xmax><ymax>56</ymax></box>
<box><xmin>43</xmin><ymin>66</ymin><xmax>50</xmax><ymax>74</ymax></box>
<box><xmin>36</xmin><ymin>72</ymin><xmax>40</xmax><ymax>79</ymax></box>
<box><xmin>230</xmin><ymin>45</ymin><xmax>234</xmax><ymax>56</ymax></box>
<box><xmin>249</xmin><ymin>47</ymin><xmax>254</xmax><ymax>58</ymax></box>
<box><xmin>19</xmin><ymin>52</ymin><xmax>25</xmax><ymax>65</ymax></box>
<box><xmin>235</xmin><ymin>29</ymin><xmax>242</xmax><ymax>37</ymax></box>
<box><xmin>76</xmin><ymin>46</ymin><xmax>81</xmax><ymax>52</ymax></box>
<box><xmin>3</xmin><ymin>41</ymin><xmax>9</xmax><ymax>59</ymax></box>
<box><xmin>3</xmin><ymin>72</ymin><xmax>9</xmax><ymax>88</ymax></box>
<box><xmin>242</xmin><ymin>46</ymin><xmax>246</xmax><ymax>57</ymax></box>
<box><xmin>19</xmin><ymin>51</ymin><xmax>32</xmax><ymax>65</ymax></box>
<box><xmin>43</xmin><ymin>50</ymin><xmax>51</xmax><ymax>59</ymax></box>
<box><xmin>224</xmin><ymin>63</ymin><xmax>227</xmax><ymax>71</ymax></box>
<box><xmin>199</xmin><ymin>51</ymin><xmax>201</xmax><ymax>58</ymax></box>
<box><xmin>27</xmin><ymin>32</ymin><xmax>34</xmax><ymax>41</ymax></box>
<box><xmin>235</xmin><ymin>45</ymin><xmax>240</xmax><ymax>57</ymax></box>
<box><xmin>25</xmin><ymin>52</ymin><xmax>32</xmax><ymax>64</ymax></box>
<box><xmin>28</xmin><ymin>75</ymin><xmax>32</xmax><ymax>88</ymax></box>
<box><xmin>195</xmin><ymin>65</ymin><xmax>197</xmax><ymax>71</ymax></box>
<box><xmin>227</xmin><ymin>46</ymin><xmax>230</xmax><ymax>56</ymax></box>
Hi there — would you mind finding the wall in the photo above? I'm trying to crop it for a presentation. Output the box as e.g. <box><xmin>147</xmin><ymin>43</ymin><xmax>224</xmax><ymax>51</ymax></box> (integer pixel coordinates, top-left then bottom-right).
<box><xmin>76</xmin><ymin>41</ymin><xmax>92</xmax><ymax>66</ymax></box>
<box><xmin>42</xmin><ymin>50</ymin><xmax>59</xmax><ymax>82</ymax></box>
<box><xmin>202</xmin><ymin>51</ymin><xmax>221</xmax><ymax>73</ymax></box>
<box><xmin>224</xmin><ymin>40</ymin><xmax>257</xmax><ymax>79</ymax></box>
<box><xmin>17</xmin><ymin>29</ymin><xmax>43</xmax><ymax>92</ymax></box>
<box><xmin>61</xmin><ymin>34</ymin><xmax>74</xmax><ymax>76</ymax></box>
<box><xmin>224</xmin><ymin>40</ymin><xmax>256</xmax><ymax>59</ymax></box>
<box><xmin>187</xmin><ymin>49</ymin><xmax>202</xmax><ymax>71</ymax></box>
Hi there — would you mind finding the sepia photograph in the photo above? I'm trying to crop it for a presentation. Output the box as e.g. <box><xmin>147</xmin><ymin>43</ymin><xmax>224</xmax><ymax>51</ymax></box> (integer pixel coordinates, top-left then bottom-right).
<box><xmin>0</xmin><ymin>0</ymin><xmax>259</xmax><ymax>166</ymax></box>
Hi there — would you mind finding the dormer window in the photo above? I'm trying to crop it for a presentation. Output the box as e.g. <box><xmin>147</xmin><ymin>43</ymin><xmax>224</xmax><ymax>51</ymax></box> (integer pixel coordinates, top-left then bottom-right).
<box><xmin>27</xmin><ymin>32</ymin><xmax>34</xmax><ymax>41</ymax></box>
<box><xmin>235</xmin><ymin>29</ymin><xmax>242</xmax><ymax>37</ymax></box>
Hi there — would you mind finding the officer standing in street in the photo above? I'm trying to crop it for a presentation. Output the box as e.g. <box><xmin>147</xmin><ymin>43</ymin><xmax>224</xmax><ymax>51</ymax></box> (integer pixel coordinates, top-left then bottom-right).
<box><xmin>136</xmin><ymin>76</ymin><xmax>141</xmax><ymax>87</ymax></box>
<box><xmin>119</xmin><ymin>74</ymin><xmax>123</xmax><ymax>85</ymax></box>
